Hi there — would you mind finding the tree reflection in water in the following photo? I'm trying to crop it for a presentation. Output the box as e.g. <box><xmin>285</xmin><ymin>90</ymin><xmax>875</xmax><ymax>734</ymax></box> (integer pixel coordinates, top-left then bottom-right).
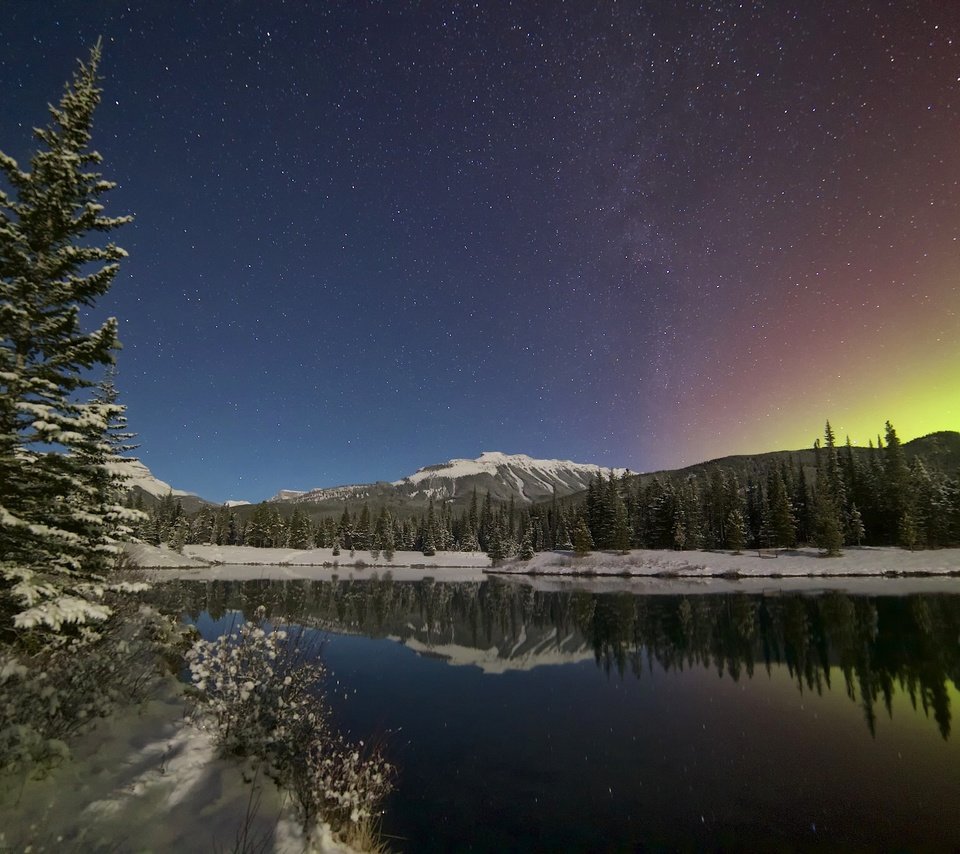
<box><xmin>155</xmin><ymin>577</ymin><xmax>960</xmax><ymax>740</ymax></box>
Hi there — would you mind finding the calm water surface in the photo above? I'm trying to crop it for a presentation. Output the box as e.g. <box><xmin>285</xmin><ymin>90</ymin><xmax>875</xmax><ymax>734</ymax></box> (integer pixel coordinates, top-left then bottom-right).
<box><xmin>162</xmin><ymin>576</ymin><xmax>960</xmax><ymax>852</ymax></box>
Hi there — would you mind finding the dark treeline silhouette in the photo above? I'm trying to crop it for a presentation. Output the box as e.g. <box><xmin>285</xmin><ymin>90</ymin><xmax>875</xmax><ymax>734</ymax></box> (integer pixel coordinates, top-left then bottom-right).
<box><xmin>136</xmin><ymin>421</ymin><xmax>960</xmax><ymax>558</ymax></box>
<box><xmin>156</xmin><ymin>578</ymin><xmax>960</xmax><ymax>740</ymax></box>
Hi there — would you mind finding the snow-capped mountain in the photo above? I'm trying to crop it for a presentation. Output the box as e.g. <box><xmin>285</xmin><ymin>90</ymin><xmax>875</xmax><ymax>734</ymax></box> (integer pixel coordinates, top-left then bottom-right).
<box><xmin>113</xmin><ymin>458</ymin><xmax>194</xmax><ymax>500</ymax></box>
<box><xmin>395</xmin><ymin>451</ymin><xmax>626</xmax><ymax>502</ymax></box>
<box><xmin>114</xmin><ymin>459</ymin><xmax>213</xmax><ymax>512</ymax></box>
<box><xmin>274</xmin><ymin>451</ymin><xmax>626</xmax><ymax>508</ymax></box>
<box><xmin>268</xmin><ymin>489</ymin><xmax>309</xmax><ymax>502</ymax></box>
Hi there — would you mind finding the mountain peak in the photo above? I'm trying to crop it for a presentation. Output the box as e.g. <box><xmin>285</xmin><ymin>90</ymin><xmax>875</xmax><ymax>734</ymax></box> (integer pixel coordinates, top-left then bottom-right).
<box><xmin>269</xmin><ymin>450</ymin><xmax>624</xmax><ymax>508</ymax></box>
<box><xmin>394</xmin><ymin>451</ymin><xmax>625</xmax><ymax>501</ymax></box>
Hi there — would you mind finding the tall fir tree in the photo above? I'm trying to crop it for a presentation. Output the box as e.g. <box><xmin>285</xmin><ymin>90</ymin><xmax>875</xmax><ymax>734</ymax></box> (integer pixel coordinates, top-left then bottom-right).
<box><xmin>882</xmin><ymin>421</ymin><xmax>910</xmax><ymax>542</ymax></box>
<box><xmin>1</xmin><ymin>42</ymin><xmax>134</xmax><ymax>634</ymax></box>
<box><xmin>821</xmin><ymin>421</ymin><xmax>848</xmax><ymax>537</ymax></box>
<box><xmin>767</xmin><ymin>469</ymin><xmax>797</xmax><ymax>548</ymax></box>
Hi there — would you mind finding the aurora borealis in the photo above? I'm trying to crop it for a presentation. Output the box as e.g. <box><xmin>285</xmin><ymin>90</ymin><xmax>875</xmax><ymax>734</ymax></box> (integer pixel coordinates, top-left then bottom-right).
<box><xmin>2</xmin><ymin>2</ymin><xmax>957</xmax><ymax>502</ymax></box>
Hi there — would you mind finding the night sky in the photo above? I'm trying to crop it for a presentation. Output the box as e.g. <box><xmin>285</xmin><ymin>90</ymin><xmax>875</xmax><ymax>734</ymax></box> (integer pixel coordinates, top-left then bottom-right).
<box><xmin>3</xmin><ymin>2</ymin><xmax>958</xmax><ymax>503</ymax></box>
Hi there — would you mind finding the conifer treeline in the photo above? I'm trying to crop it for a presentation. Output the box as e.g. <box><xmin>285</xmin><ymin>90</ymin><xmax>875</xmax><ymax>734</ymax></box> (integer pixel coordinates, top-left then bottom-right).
<box><xmin>138</xmin><ymin>420</ymin><xmax>960</xmax><ymax>557</ymax></box>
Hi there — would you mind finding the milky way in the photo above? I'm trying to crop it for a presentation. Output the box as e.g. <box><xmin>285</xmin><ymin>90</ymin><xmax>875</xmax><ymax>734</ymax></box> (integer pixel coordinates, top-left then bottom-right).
<box><xmin>2</xmin><ymin>2</ymin><xmax>957</xmax><ymax>501</ymax></box>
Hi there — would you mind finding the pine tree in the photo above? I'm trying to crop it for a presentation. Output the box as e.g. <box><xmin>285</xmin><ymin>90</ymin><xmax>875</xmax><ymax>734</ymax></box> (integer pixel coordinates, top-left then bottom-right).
<box><xmin>485</xmin><ymin>520</ymin><xmax>505</xmax><ymax>563</ymax></box>
<box><xmin>672</xmin><ymin>510</ymin><xmax>687</xmax><ymax>551</ymax></box>
<box><xmin>81</xmin><ymin>371</ymin><xmax>144</xmax><ymax>550</ymax></box>
<box><xmin>813</xmin><ymin>491</ymin><xmax>843</xmax><ymax>556</ymax></box>
<box><xmin>287</xmin><ymin>507</ymin><xmax>311</xmax><ymax>549</ymax></box>
<box><xmin>517</xmin><ymin>528</ymin><xmax>534</xmax><ymax>561</ymax></box>
<box><xmin>213</xmin><ymin>507</ymin><xmax>232</xmax><ymax>545</ymax></box>
<box><xmin>898</xmin><ymin>510</ymin><xmax>919</xmax><ymax>551</ymax></box>
<box><xmin>421</xmin><ymin>525</ymin><xmax>436</xmax><ymax>557</ymax></box>
<box><xmin>704</xmin><ymin>468</ymin><xmax>727</xmax><ymax>549</ymax></box>
<box><xmin>679</xmin><ymin>478</ymin><xmax>703</xmax><ymax>549</ymax></box>
<box><xmin>478</xmin><ymin>491</ymin><xmax>493</xmax><ymax>551</ymax></box>
<box><xmin>767</xmin><ymin>469</ymin><xmax>797</xmax><ymax>548</ymax></box>
<box><xmin>848</xmin><ymin>504</ymin><xmax>866</xmax><ymax>547</ymax></box>
<box><xmin>467</xmin><ymin>487</ymin><xmax>479</xmax><ymax>538</ymax></box>
<box><xmin>883</xmin><ymin>421</ymin><xmax>910</xmax><ymax>542</ymax></box>
<box><xmin>337</xmin><ymin>507</ymin><xmax>353</xmax><ymax>550</ymax></box>
<box><xmin>190</xmin><ymin>506</ymin><xmax>213</xmax><ymax>545</ymax></box>
<box><xmin>821</xmin><ymin>421</ymin><xmax>848</xmax><ymax>539</ymax></box>
<box><xmin>726</xmin><ymin>508</ymin><xmax>747</xmax><ymax>554</ymax></box>
<box><xmin>596</xmin><ymin>473</ymin><xmax>622</xmax><ymax>549</ymax></box>
<box><xmin>380</xmin><ymin>511</ymin><xmax>396</xmax><ymax>560</ymax></box>
<box><xmin>1</xmin><ymin>42</ymin><xmax>133</xmax><ymax>633</ymax></box>
<box><xmin>245</xmin><ymin>505</ymin><xmax>270</xmax><ymax>548</ymax></box>
<box><xmin>613</xmin><ymin>499</ymin><xmax>631</xmax><ymax>554</ymax></box>
<box><xmin>910</xmin><ymin>458</ymin><xmax>945</xmax><ymax>548</ymax></box>
<box><xmin>170</xmin><ymin>517</ymin><xmax>188</xmax><ymax>553</ymax></box>
<box><xmin>792</xmin><ymin>466</ymin><xmax>811</xmax><ymax>544</ymax></box>
<box><xmin>354</xmin><ymin>503</ymin><xmax>372</xmax><ymax>551</ymax></box>
<box><xmin>822</xmin><ymin>423</ymin><xmax>845</xmax><ymax>501</ymax></box>
<box><xmin>572</xmin><ymin>518</ymin><xmax>593</xmax><ymax>557</ymax></box>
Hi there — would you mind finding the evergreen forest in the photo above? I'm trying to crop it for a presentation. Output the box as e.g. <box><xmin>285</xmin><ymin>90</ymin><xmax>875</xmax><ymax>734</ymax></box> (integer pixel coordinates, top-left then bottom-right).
<box><xmin>137</xmin><ymin>422</ymin><xmax>960</xmax><ymax>560</ymax></box>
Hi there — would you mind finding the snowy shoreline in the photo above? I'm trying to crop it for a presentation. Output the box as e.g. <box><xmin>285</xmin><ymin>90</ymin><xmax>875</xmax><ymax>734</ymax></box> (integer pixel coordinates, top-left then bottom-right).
<box><xmin>0</xmin><ymin>676</ymin><xmax>361</xmax><ymax>854</ymax></box>
<box><xmin>128</xmin><ymin>543</ymin><xmax>960</xmax><ymax>586</ymax></box>
<box><xmin>491</xmin><ymin>545</ymin><xmax>960</xmax><ymax>578</ymax></box>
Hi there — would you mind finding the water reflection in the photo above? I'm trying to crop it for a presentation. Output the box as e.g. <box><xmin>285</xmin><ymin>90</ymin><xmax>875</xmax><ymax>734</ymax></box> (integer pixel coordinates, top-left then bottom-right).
<box><xmin>155</xmin><ymin>577</ymin><xmax>960</xmax><ymax>740</ymax></box>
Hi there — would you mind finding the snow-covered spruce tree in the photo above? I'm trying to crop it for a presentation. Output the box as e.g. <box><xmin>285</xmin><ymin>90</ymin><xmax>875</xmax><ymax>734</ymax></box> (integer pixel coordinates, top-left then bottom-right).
<box><xmin>85</xmin><ymin>369</ymin><xmax>146</xmax><ymax>551</ymax></box>
<box><xmin>0</xmin><ymin>41</ymin><xmax>134</xmax><ymax>635</ymax></box>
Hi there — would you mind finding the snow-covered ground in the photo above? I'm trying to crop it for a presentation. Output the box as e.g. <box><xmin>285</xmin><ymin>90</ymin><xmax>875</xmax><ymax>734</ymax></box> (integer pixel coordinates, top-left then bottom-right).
<box><xmin>182</xmin><ymin>544</ymin><xmax>493</xmax><ymax>568</ymax></box>
<box><xmin>124</xmin><ymin>542</ymin><xmax>210</xmax><ymax>568</ymax></box>
<box><xmin>126</xmin><ymin>542</ymin><xmax>492</xmax><ymax>570</ymax></box>
<box><xmin>493</xmin><ymin>546</ymin><xmax>960</xmax><ymax>578</ymax></box>
<box><xmin>0</xmin><ymin>678</ymin><xmax>359</xmax><ymax>854</ymax></box>
<box><xmin>128</xmin><ymin>542</ymin><xmax>960</xmax><ymax>581</ymax></box>
<box><xmin>154</xmin><ymin>563</ymin><xmax>491</xmax><ymax>583</ymax></box>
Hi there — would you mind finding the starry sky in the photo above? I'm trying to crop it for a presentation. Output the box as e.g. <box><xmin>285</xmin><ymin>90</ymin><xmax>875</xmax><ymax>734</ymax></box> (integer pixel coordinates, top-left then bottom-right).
<box><xmin>3</xmin><ymin>1</ymin><xmax>958</xmax><ymax>503</ymax></box>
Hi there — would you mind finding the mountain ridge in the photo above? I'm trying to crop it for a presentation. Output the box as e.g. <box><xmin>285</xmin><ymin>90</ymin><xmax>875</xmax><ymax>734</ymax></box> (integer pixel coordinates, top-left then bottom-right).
<box><xmin>131</xmin><ymin>430</ymin><xmax>959</xmax><ymax>513</ymax></box>
<box><xmin>268</xmin><ymin>451</ymin><xmax>627</xmax><ymax>509</ymax></box>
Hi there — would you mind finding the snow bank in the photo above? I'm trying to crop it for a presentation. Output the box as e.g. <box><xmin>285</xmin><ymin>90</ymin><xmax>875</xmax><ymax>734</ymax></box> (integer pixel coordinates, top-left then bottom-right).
<box><xmin>150</xmin><ymin>563</ymin><xmax>490</xmax><ymax>583</ymax></box>
<box><xmin>0</xmin><ymin>678</ymin><xmax>361</xmax><ymax>853</ymax></box>
<box><xmin>130</xmin><ymin>543</ymin><xmax>960</xmax><ymax>583</ymax></box>
<box><xmin>493</xmin><ymin>546</ymin><xmax>960</xmax><ymax>578</ymax></box>
<box><xmin>124</xmin><ymin>542</ymin><xmax>210</xmax><ymax>568</ymax></box>
<box><xmin>183</xmin><ymin>544</ymin><xmax>493</xmax><ymax>568</ymax></box>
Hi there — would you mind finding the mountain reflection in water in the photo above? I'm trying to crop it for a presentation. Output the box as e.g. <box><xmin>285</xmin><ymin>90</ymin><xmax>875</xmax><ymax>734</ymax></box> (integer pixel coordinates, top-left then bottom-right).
<box><xmin>157</xmin><ymin>576</ymin><xmax>959</xmax><ymax>740</ymax></box>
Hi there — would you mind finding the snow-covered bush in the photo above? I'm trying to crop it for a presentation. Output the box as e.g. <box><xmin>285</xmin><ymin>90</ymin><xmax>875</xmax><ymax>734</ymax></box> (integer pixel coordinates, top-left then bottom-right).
<box><xmin>295</xmin><ymin>734</ymin><xmax>394</xmax><ymax>831</ymax></box>
<box><xmin>185</xmin><ymin>615</ymin><xmax>329</xmax><ymax>770</ymax></box>
<box><xmin>186</xmin><ymin>609</ymin><xmax>394</xmax><ymax>843</ymax></box>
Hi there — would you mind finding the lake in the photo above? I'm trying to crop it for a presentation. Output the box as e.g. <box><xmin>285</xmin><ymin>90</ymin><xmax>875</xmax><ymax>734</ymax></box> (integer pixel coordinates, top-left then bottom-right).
<box><xmin>159</xmin><ymin>574</ymin><xmax>960</xmax><ymax>852</ymax></box>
